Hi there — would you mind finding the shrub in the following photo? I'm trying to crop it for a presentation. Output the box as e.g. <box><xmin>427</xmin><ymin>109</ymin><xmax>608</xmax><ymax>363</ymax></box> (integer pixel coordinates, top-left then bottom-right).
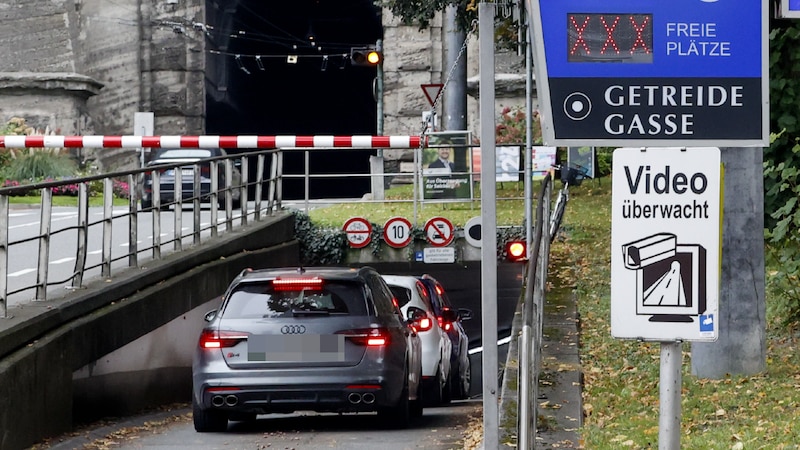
<box><xmin>764</xmin><ymin>133</ymin><xmax>800</xmax><ymax>327</ymax></box>
<box><xmin>496</xmin><ymin>106</ymin><xmax>542</xmax><ymax>145</ymax></box>
<box><xmin>5</xmin><ymin>150</ymin><xmax>78</xmax><ymax>181</ymax></box>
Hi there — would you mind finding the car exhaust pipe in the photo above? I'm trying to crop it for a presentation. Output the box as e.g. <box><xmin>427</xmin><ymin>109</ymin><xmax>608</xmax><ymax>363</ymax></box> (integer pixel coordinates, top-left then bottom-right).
<box><xmin>211</xmin><ymin>395</ymin><xmax>225</xmax><ymax>407</ymax></box>
<box><xmin>348</xmin><ymin>393</ymin><xmax>362</xmax><ymax>404</ymax></box>
<box><xmin>225</xmin><ymin>395</ymin><xmax>239</xmax><ymax>407</ymax></box>
<box><xmin>361</xmin><ymin>393</ymin><xmax>375</xmax><ymax>404</ymax></box>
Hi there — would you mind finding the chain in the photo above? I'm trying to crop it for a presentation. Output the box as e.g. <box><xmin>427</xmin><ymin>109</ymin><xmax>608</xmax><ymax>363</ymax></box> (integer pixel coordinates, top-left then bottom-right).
<box><xmin>419</xmin><ymin>19</ymin><xmax>480</xmax><ymax>145</ymax></box>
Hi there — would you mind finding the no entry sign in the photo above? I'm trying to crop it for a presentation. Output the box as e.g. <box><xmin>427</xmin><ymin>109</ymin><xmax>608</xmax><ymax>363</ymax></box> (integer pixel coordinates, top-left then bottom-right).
<box><xmin>527</xmin><ymin>0</ymin><xmax>768</xmax><ymax>147</ymax></box>
<box><xmin>343</xmin><ymin>217</ymin><xmax>372</xmax><ymax>248</ymax></box>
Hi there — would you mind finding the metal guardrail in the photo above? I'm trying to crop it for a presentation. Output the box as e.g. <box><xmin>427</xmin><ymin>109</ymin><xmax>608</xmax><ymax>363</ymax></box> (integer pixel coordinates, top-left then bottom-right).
<box><xmin>517</xmin><ymin>173</ymin><xmax>553</xmax><ymax>449</ymax></box>
<box><xmin>0</xmin><ymin>148</ymin><xmax>283</xmax><ymax>317</ymax></box>
<box><xmin>0</xmin><ymin>144</ymin><xmax>536</xmax><ymax>319</ymax></box>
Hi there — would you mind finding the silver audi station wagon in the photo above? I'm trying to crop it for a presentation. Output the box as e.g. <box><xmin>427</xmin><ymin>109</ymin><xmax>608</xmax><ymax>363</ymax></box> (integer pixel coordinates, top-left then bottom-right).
<box><xmin>192</xmin><ymin>266</ymin><xmax>424</xmax><ymax>432</ymax></box>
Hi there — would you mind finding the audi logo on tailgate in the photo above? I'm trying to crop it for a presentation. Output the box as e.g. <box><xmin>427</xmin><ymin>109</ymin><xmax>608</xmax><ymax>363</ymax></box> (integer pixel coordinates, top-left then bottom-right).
<box><xmin>281</xmin><ymin>325</ymin><xmax>306</xmax><ymax>334</ymax></box>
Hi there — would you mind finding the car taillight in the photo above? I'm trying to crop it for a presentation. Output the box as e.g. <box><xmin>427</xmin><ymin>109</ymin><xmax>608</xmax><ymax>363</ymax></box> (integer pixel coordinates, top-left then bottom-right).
<box><xmin>272</xmin><ymin>277</ymin><xmax>324</xmax><ymax>291</ymax></box>
<box><xmin>437</xmin><ymin>316</ymin><xmax>454</xmax><ymax>331</ymax></box>
<box><xmin>416</xmin><ymin>317</ymin><xmax>433</xmax><ymax>332</ymax></box>
<box><xmin>199</xmin><ymin>329</ymin><xmax>248</xmax><ymax>349</ymax></box>
<box><xmin>206</xmin><ymin>386</ymin><xmax>242</xmax><ymax>393</ymax></box>
<box><xmin>338</xmin><ymin>328</ymin><xmax>390</xmax><ymax>347</ymax></box>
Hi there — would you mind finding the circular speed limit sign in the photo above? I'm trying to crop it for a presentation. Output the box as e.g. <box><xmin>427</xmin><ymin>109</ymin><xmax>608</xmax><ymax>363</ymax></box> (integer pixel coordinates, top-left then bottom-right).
<box><xmin>383</xmin><ymin>217</ymin><xmax>413</xmax><ymax>248</ymax></box>
<box><xmin>342</xmin><ymin>217</ymin><xmax>372</xmax><ymax>248</ymax></box>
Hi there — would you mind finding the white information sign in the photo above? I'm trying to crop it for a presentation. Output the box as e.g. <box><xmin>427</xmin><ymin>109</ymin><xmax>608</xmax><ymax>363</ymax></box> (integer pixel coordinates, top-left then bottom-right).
<box><xmin>611</xmin><ymin>147</ymin><xmax>721</xmax><ymax>342</ymax></box>
<box><xmin>423</xmin><ymin>247</ymin><xmax>456</xmax><ymax>263</ymax></box>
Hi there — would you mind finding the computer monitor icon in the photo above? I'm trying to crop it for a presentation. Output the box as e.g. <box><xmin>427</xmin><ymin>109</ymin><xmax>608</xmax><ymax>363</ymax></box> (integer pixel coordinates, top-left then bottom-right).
<box><xmin>622</xmin><ymin>233</ymin><xmax>707</xmax><ymax>323</ymax></box>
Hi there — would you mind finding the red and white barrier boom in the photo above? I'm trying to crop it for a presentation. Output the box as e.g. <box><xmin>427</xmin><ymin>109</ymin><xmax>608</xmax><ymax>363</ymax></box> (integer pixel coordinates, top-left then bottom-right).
<box><xmin>0</xmin><ymin>135</ymin><xmax>423</xmax><ymax>149</ymax></box>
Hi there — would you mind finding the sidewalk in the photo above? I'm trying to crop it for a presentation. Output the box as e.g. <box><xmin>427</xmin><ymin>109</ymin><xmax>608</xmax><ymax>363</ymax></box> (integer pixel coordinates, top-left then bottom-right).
<box><xmin>498</xmin><ymin>287</ymin><xmax>583</xmax><ymax>449</ymax></box>
<box><xmin>536</xmin><ymin>289</ymin><xmax>583</xmax><ymax>448</ymax></box>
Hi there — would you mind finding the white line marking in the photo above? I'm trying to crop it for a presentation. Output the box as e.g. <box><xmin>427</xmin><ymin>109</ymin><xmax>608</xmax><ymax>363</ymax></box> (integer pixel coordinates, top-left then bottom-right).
<box><xmin>8</xmin><ymin>268</ymin><xmax>36</xmax><ymax>277</ymax></box>
<box><xmin>468</xmin><ymin>335</ymin><xmax>512</xmax><ymax>355</ymax></box>
<box><xmin>51</xmin><ymin>258</ymin><xmax>74</xmax><ymax>265</ymax></box>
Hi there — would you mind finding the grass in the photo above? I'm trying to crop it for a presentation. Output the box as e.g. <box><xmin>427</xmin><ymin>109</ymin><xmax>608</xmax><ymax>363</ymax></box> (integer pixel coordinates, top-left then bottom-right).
<box><xmin>308</xmin><ymin>176</ymin><xmax>800</xmax><ymax>448</ymax></box>
<box><xmin>550</xmin><ymin>177</ymin><xmax>800</xmax><ymax>449</ymax></box>
<box><xmin>307</xmin><ymin>181</ymin><xmax>533</xmax><ymax>228</ymax></box>
<box><xmin>6</xmin><ymin>195</ymin><xmax>129</xmax><ymax>207</ymax></box>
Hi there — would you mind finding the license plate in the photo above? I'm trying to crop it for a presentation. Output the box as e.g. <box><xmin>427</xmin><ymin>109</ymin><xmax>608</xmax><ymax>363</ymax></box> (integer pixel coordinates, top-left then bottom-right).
<box><xmin>247</xmin><ymin>334</ymin><xmax>345</xmax><ymax>362</ymax></box>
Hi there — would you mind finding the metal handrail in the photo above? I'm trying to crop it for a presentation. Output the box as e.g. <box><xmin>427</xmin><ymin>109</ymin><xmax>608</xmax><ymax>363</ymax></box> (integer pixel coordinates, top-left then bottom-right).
<box><xmin>518</xmin><ymin>173</ymin><xmax>552</xmax><ymax>449</ymax></box>
<box><xmin>0</xmin><ymin>145</ymin><xmax>538</xmax><ymax>318</ymax></box>
<box><xmin>0</xmin><ymin>148</ymin><xmax>282</xmax><ymax>317</ymax></box>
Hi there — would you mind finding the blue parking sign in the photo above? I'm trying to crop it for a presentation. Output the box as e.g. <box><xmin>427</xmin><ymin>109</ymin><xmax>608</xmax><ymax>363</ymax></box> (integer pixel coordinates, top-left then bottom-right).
<box><xmin>527</xmin><ymin>0</ymin><xmax>768</xmax><ymax>147</ymax></box>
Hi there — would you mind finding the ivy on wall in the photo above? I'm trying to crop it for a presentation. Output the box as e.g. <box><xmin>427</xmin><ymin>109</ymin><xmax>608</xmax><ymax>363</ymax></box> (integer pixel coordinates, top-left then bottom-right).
<box><xmin>764</xmin><ymin>14</ymin><xmax>800</xmax><ymax>327</ymax></box>
<box><xmin>291</xmin><ymin>209</ymin><xmax>525</xmax><ymax>265</ymax></box>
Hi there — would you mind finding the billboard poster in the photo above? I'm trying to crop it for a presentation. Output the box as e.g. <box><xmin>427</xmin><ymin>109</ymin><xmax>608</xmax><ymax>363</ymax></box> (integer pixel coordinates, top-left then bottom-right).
<box><xmin>471</xmin><ymin>146</ymin><xmax>522</xmax><ymax>182</ymax></box>
<box><xmin>422</xmin><ymin>131</ymin><xmax>473</xmax><ymax>200</ymax></box>
<box><xmin>532</xmin><ymin>146</ymin><xmax>557</xmax><ymax>178</ymax></box>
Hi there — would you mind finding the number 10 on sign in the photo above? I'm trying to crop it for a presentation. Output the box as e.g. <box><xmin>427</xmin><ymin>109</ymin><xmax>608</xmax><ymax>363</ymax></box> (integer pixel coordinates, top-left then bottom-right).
<box><xmin>383</xmin><ymin>217</ymin><xmax>413</xmax><ymax>248</ymax></box>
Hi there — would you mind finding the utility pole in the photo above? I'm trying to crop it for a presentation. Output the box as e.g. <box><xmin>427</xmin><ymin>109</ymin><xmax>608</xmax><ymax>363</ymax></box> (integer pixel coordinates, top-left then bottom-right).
<box><xmin>444</xmin><ymin>5</ymin><xmax>468</xmax><ymax>171</ymax></box>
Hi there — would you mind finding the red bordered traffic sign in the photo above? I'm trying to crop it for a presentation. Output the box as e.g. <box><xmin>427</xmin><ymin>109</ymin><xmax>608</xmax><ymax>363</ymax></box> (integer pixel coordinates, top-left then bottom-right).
<box><xmin>424</xmin><ymin>216</ymin><xmax>454</xmax><ymax>247</ymax></box>
<box><xmin>383</xmin><ymin>217</ymin><xmax>413</xmax><ymax>248</ymax></box>
<box><xmin>421</xmin><ymin>83</ymin><xmax>444</xmax><ymax>107</ymax></box>
<box><xmin>343</xmin><ymin>217</ymin><xmax>372</xmax><ymax>248</ymax></box>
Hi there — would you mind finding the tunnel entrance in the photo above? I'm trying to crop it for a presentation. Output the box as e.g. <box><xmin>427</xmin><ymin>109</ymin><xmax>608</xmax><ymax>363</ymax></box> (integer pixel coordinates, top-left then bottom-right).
<box><xmin>204</xmin><ymin>0</ymin><xmax>383</xmax><ymax>199</ymax></box>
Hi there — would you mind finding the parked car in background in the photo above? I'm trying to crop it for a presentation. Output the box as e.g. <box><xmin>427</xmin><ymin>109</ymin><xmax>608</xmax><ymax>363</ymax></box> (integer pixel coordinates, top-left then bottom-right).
<box><xmin>418</xmin><ymin>274</ymin><xmax>473</xmax><ymax>400</ymax></box>
<box><xmin>192</xmin><ymin>266</ymin><xmax>424</xmax><ymax>432</ymax></box>
<box><xmin>382</xmin><ymin>274</ymin><xmax>452</xmax><ymax>406</ymax></box>
<box><xmin>141</xmin><ymin>148</ymin><xmax>242</xmax><ymax>210</ymax></box>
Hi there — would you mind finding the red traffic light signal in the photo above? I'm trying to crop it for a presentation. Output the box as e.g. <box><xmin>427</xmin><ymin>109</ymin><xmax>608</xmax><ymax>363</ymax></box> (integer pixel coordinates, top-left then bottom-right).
<box><xmin>505</xmin><ymin>240</ymin><xmax>528</xmax><ymax>262</ymax></box>
<box><xmin>350</xmin><ymin>47</ymin><xmax>382</xmax><ymax>66</ymax></box>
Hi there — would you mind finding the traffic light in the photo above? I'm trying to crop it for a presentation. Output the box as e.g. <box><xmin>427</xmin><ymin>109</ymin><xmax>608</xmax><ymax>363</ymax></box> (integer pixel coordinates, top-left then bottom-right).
<box><xmin>350</xmin><ymin>46</ymin><xmax>382</xmax><ymax>66</ymax></box>
<box><xmin>505</xmin><ymin>240</ymin><xmax>528</xmax><ymax>262</ymax></box>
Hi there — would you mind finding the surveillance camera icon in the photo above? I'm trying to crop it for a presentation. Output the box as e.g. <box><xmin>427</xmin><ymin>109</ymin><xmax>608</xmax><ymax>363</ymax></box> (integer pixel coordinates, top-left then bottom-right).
<box><xmin>563</xmin><ymin>92</ymin><xmax>592</xmax><ymax>121</ymax></box>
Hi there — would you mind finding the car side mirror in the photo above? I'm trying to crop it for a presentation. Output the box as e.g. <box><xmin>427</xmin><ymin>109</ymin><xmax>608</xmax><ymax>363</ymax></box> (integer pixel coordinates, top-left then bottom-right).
<box><xmin>441</xmin><ymin>308</ymin><xmax>460</xmax><ymax>323</ymax></box>
<box><xmin>406</xmin><ymin>306</ymin><xmax>426</xmax><ymax>324</ymax></box>
<box><xmin>204</xmin><ymin>310</ymin><xmax>217</xmax><ymax>322</ymax></box>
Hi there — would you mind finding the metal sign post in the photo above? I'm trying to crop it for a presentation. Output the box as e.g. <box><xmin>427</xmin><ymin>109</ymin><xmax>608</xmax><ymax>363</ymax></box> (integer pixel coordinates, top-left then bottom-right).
<box><xmin>611</xmin><ymin>147</ymin><xmax>722</xmax><ymax>449</ymax></box>
<box><xmin>478</xmin><ymin>4</ymin><xmax>499</xmax><ymax>449</ymax></box>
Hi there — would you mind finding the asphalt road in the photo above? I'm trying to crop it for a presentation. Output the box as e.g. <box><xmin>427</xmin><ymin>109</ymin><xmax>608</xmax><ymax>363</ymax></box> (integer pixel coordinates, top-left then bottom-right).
<box><xmin>35</xmin><ymin>261</ymin><xmax>523</xmax><ymax>449</ymax></box>
<box><xmin>45</xmin><ymin>401</ymin><xmax>482</xmax><ymax>450</ymax></box>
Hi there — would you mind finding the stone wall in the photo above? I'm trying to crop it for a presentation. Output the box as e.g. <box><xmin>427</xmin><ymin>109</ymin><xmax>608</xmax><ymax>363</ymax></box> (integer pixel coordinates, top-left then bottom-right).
<box><xmin>382</xmin><ymin>10</ymin><xmax>529</xmax><ymax>142</ymax></box>
<box><xmin>0</xmin><ymin>2</ymin><xmax>529</xmax><ymax>172</ymax></box>
<box><xmin>0</xmin><ymin>0</ymin><xmax>206</xmax><ymax>171</ymax></box>
<box><xmin>74</xmin><ymin>0</ymin><xmax>206</xmax><ymax>171</ymax></box>
<box><xmin>381</xmin><ymin>10</ymin><xmax>443</xmax><ymax>164</ymax></box>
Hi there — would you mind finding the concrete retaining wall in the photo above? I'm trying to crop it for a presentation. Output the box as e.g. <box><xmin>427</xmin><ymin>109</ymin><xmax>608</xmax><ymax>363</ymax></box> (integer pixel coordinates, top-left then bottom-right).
<box><xmin>0</xmin><ymin>213</ymin><xmax>299</xmax><ymax>450</ymax></box>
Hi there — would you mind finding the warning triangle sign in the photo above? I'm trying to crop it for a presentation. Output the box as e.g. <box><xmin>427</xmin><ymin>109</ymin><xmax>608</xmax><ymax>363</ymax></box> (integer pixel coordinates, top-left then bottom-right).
<box><xmin>421</xmin><ymin>83</ymin><xmax>444</xmax><ymax>106</ymax></box>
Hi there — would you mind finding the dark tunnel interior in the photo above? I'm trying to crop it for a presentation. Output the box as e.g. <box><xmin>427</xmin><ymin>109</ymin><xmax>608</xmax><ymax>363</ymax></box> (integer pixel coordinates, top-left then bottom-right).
<box><xmin>204</xmin><ymin>0</ymin><xmax>384</xmax><ymax>199</ymax></box>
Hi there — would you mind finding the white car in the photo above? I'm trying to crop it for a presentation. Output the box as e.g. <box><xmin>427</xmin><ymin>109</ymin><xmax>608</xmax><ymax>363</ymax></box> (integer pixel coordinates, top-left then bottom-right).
<box><xmin>382</xmin><ymin>274</ymin><xmax>453</xmax><ymax>405</ymax></box>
